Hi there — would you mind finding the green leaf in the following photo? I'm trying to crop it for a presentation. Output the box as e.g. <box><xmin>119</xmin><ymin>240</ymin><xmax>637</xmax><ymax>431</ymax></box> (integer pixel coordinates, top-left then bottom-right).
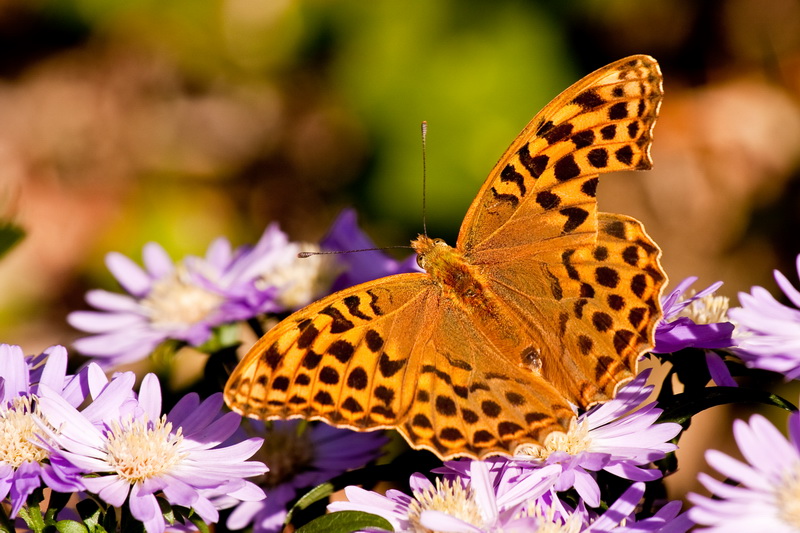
<box><xmin>659</xmin><ymin>386</ymin><xmax>797</xmax><ymax>425</ymax></box>
<box><xmin>18</xmin><ymin>503</ymin><xmax>45</xmax><ymax>533</ymax></box>
<box><xmin>76</xmin><ymin>499</ymin><xmax>107</xmax><ymax>533</ymax></box>
<box><xmin>0</xmin><ymin>222</ymin><xmax>24</xmax><ymax>259</ymax></box>
<box><xmin>197</xmin><ymin>323</ymin><xmax>242</xmax><ymax>353</ymax></box>
<box><xmin>285</xmin><ymin>482</ymin><xmax>335</xmax><ymax>525</ymax></box>
<box><xmin>56</xmin><ymin>520</ymin><xmax>90</xmax><ymax>533</ymax></box>
<box><xmin>184</xmin><ymin>512</ymin><xmax>210</xmax><ymax>533</ymax></box>
<box><xmin>296</xmin><ymin>511</ymin><xmax>393</xmax><ymax>533</ymax></box>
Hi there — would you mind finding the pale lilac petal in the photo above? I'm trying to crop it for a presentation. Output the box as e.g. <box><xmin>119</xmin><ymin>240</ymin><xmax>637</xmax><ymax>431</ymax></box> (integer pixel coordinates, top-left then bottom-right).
<box><xmin>83</xmin><ymin>289</ymin><xmax>144</xmax><ymax>313</ymax></box>
<box><xmin>0</xmin><ymin>344</ymin><xmax>28</xmax><ymax>399</ymax></box>
<box><xmin>419</xmin><ymin>511</ymin><xmax>479</xmax><ymax>533</ymax></box>
<box><xmin>137</xmin><ymin>373</ymin><xmax>162</xmax><ymax>421</ymax></box>
<box><xmin>83</xmin><ymin>476</ymin><xmax>130</xmax><ymax>507</ymax></box>
<box><xmin>37</xmin><ymin>345</ymin><xmax>68</xmax><ymax>392</ymax></box>
<box><xmin>106</xmin><ymin>252</ymin><xmax>152</xmax><ymax>297</ymax></box>
<box><xmin>67</xmin><ymin>310</ymin><xmax>144</xmax><ymax>333</ymax></box>
<box><xmin>141</xmin><ymin>242</ymin><xmax>174</xmax><ymax>279</ymax></box>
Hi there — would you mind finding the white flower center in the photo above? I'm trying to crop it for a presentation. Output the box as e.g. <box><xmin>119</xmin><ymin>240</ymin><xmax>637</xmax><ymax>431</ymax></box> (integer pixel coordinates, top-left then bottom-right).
<box><xmin>142</xmin><ymin>265</ymin><xmax>223</xmax><ymax>327</ymax></box>
<box><xmin>408</xmin><ymin>478</ymin><xmax>484</xmax><ymax>532</ymax></box>
<box><xmin>678</xmin><ymin>291</ymin><xmax>730</xmax><ymax>325</ymax></box>
<box><xmin>0</xmin><ymin>396</ymin><xmax>50</xmax><ymax>467</ymax></box>
<box><xmin>516</xmin><ymin>417</ymin><xmax>589</xmax><ymax>459</ymax></box>
<box><xmin>257</xmin><ymin>243</ymin><xmax>339</xmax><ymax>310</ymax></box>
<box><xmin>776</xmin><ymin>462</ymin><xmax>800</xmax><ymax>527</ymax></box>
<box><xmin>104</xmin><ymin>415</ymin><xmax>185</xmax><ymax>483</ymax></box>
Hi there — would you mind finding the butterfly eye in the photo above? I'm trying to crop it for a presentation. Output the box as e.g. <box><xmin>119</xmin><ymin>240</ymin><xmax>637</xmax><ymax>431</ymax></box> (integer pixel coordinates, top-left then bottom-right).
<box><xmin>433</xmin><ymin>238</ymin><xmax>446</xmax><ymax>246</ymax></box>
<box><xmin>416</xmin><ymin>254</ymin><xmax>426</xmax><ymax>269</ymax></box>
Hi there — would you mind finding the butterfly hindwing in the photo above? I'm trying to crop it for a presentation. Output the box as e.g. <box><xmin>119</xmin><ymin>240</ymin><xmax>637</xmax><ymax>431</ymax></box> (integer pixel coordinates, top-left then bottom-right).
<box><xmin>400</xmin><ymin>296</ymin><xmax>576</xmax><ymax>459</ymax></box>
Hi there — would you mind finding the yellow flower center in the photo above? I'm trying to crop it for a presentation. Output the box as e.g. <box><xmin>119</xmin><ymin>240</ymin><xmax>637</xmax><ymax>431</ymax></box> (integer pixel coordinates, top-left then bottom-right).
<box><xmin>678</xmin><ymin>291</ymin><xmax>730</xmax><ymax>325</ymax></box>
<box><xmin>777</xmin><ymin>463</ymin><xmax>800</xmax><ymax>528</ymax></box>
<box><xmin>104</xmin><ymin>416</ymin><xmax>185</xmax><ymax>483</ymax></box>
<box><xmin>522</xmin><ymin>503</ymin><xmax>584</xmax><ymax>533</ymax></box>
<box><xmin>516</xmin><ymin>417</ymin><xmax>588</xmax><ymax>459</ymax></box>
<box><xmin>142</xmin><ymin>265</ymin><xmax>223</xmax><ymax>327</ymax></box>
<box><xmin>0</xmin><ymin>396</ymin><xmax>50</xmax><ymax>467</ymax></box>
<box><xmin>407</xmin><ymin>478</ymin><xmax>484</xmax><ymax>533</ymax></box>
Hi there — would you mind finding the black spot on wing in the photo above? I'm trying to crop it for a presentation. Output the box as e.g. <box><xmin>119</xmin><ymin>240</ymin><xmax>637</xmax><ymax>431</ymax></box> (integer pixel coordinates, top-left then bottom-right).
<box><xmin>490</xmin><ymin>187</ymin><xmax>519</xmax><ymax>208</ymax></box>
<box><xmin>572</xmin><ymin>89</ymin><xmax>605</xmax><ymax>110</ymax></box>
<box><xmin>344</xmin><ymin>295</ymin><xmax>371</xmax><ymax>321</ymax></box>
<box><xmin>320</xmin><ymin>305</ymin><xmax>354</xmax><ymax>333</ymax></box>
<box><xmin>518</xmin><ymin>145</ymin><xmax>549</xmax><ymax>178</ymax></box>
<box><xmin>554</xmin><ymin>155</ymin><xmax>581</xmax><ymax>182</ymax></box>
<box><xmin>500</xmin><ymin>165</ymin><xmax>527</xmax><ymax>196</ymax></box>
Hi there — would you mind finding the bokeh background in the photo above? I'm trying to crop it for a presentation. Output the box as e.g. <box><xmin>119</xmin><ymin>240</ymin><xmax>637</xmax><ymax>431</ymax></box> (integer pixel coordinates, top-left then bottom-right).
<box><xmin>2</xmin><ymin>0</ymin><xmax>800</xmax><ymax>505</ymax></box>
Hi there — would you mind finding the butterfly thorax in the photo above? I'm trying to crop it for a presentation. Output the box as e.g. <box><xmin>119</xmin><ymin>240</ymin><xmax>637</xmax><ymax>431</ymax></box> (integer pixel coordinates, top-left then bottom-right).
<box><xmin>412</xmin><ymin>235</ymin><xmax>495</xmax><ymax>315</ymax></box>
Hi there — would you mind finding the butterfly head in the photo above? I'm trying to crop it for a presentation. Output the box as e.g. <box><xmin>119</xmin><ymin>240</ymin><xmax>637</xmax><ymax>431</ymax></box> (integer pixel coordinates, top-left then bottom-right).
<box><xmin>411</xmin><ymin>235</ymin><xmax>453</xmax><ymax>271</ymax></box>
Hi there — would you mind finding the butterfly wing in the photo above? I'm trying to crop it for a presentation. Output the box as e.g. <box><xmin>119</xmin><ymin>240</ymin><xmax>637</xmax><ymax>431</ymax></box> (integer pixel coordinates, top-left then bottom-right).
<box><xmin>226</xmin><ymin>268</ymin><xmax>578</xmax><ymax>459</ymax></box>
<box><xmin>455</xmin><ymin>55</ymin><xmax>666</xmax><ymax>408</ymax></box>
<box><xmin>399</xmin><ymin>294</ymin><xmax>576</xmax><ymax>459</ymax></box>
<box><xmin>225</xmin><ymin>273</ymin><xmax>440</xmax><ymax>429</ymax></box>
<box><xmin>458</xmin><ymin>55</ymin><xmax>662</xmax><ymax>253</ymax></box>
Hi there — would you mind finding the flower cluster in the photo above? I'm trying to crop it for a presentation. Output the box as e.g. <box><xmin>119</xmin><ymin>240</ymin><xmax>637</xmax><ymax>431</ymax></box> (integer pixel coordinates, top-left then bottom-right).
<box><xmin>7</xmin><ymin>207</ymin><xmax>800</xmax><ymax>532</ymax></box>
<box><xmin>1</xmin><ymin>344</ymin><xmax>266</xmax><ymax>533</ymax></box>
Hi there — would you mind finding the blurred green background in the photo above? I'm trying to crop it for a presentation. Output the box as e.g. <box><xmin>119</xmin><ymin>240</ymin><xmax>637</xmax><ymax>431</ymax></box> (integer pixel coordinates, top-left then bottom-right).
<box><xmin>2</xmin><ymin>0</ymin><xmax>800</xmax><ymax>501</ymax></box>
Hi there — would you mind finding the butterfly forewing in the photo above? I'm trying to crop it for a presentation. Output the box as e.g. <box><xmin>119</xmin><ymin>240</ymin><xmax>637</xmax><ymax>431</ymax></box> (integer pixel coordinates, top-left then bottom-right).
<box><xmin>225</xmin><ymin>274</ymin><xmax>435</xmax><ymax>429</ymax></box>
<box><xmin>457</xmin><ymin>55</ymin><xmax>663</xmax><ymax>255</ymax></box>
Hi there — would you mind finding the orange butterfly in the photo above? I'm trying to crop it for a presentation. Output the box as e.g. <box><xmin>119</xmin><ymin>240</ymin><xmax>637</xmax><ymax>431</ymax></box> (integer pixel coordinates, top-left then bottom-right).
<box><xmin>225</xmin><ymin>55</ymin><xmax>667</xmax><ymax>459</ymax></box>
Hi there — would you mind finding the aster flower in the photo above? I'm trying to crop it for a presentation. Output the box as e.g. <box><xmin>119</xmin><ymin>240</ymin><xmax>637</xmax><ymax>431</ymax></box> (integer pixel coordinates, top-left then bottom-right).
<box><xmin>546</xmin><ymin>482</ymin><xmax>692</xmax><ymax>532</ymax></box>
<box><xmin>0</xmin><ymin>344</ymin><xmax>86</xmax><ymax>518</ymax></box>
<box><xmin>728</xmin><ymin>254</ymin><xmax>800</xmax><ymax>380</ymax></box>
<box><xmin>451</xmin><ymin>369</ymin><xmax>682</xmax><ymax>508</ymax></box>
<box><xmin>36</xmin><ymin>370</ymin><xmax>267</xmax><ymax>533</ymax></box>
<box><xmin>226</xmin><ymin>420</ymin><xmax>388</xmax><ymax>533</ymax></box>
<box><xmin>68</xmin><ymin>224</ymin><xmax>322</xmax><ymax>366</ymax></box>
<box><xmin>320</xmin><ymin>208</ymin><xmax>420</xmax><ymax>291</ymax></box>
<box><xmin>688</xmin><ymin>409</ymin><xmax>800</xmax><ymax>531</ymax></box>
<box><xmin>654</xmin><ymin>277</ymin><xmax>735</xmax><ymax>354</ymax></box>
<box><xmin>328</xmin><ymin>459</ymin><xmax>560</xmax><ymax>532</ymax></box>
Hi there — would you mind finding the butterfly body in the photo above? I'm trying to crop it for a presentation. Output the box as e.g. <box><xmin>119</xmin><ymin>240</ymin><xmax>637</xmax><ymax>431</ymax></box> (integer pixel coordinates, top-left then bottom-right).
<box><xmin>226</xmin><ymin>55</ymin><xmax>667</xmax><ymax>459</ymax></box>
<box><xmin>413</xmin><ymin>235</ymin><xmax>497</xmax><ymax>317</ymax></box>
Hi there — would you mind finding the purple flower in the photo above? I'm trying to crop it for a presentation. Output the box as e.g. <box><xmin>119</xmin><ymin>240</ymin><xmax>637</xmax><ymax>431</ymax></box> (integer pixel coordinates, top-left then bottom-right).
<box><xmin>463</xmin><ymin>370</ymin><xmax>682</xmax><ymax>508</ymax></box>
<box><xmin>320</xmin><ymin>208</ymin><xmax>420</xmax><ymax>291</ymax></box>
<box><xmin>226</xmin><ymin>420</ymin><xmax>388</xmax><ymax>533</ymax></box>
<box><xmin>728</xmin><ymin>254</ymin><xmax>800</xmax><ymax>380</ymax></box>
<box><xmin>654</xmin><ymin>277</ymin><xmax>735</xmax><ymax>354</ymax></box>
<box><xmin>36</xmin><ymin>370</ymin><xmax>267</xmax><ymax>533</ymax></box>
<box><xmin>0</xmin><ymin>344</ymin><xmax>87</xmax><ymax>517</ymax></box>
<box><xmin>688</xmin><ymin>409</ymin><xmax>800</xmax><ymax>531</ymax></box>
<box><xmin>328</xmin><ymin>459</ymin><xmax>560</xmax><ymax>532</ymax></box>
<box><xmin>561</xmin><ymin>482</ymin><xmax>692</xmax><ymax>532</ymax></box>
<box><xmin>68</xmin><ymin>224</ymin><xmax>323</xmax><ymax>366</ymax></box>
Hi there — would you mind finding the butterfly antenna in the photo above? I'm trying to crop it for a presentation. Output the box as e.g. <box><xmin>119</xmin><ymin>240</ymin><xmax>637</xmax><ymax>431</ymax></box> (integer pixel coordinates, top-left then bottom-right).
<box><xmin>298</xmin><ymin>246</ymin><xmax>412</xmax><ymax>259</ymax></box>
<box><xmin>421</xmin><ymin>121</ymin><xmax>428</xmax><ymax>237</ymax></box>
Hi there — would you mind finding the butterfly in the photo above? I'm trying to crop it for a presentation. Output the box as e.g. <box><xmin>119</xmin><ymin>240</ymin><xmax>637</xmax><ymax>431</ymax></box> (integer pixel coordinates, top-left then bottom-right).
<box><xmin>224</xmin><ymin>55</ymin><xmax>667</xmax><ymax>460</ymax></box>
